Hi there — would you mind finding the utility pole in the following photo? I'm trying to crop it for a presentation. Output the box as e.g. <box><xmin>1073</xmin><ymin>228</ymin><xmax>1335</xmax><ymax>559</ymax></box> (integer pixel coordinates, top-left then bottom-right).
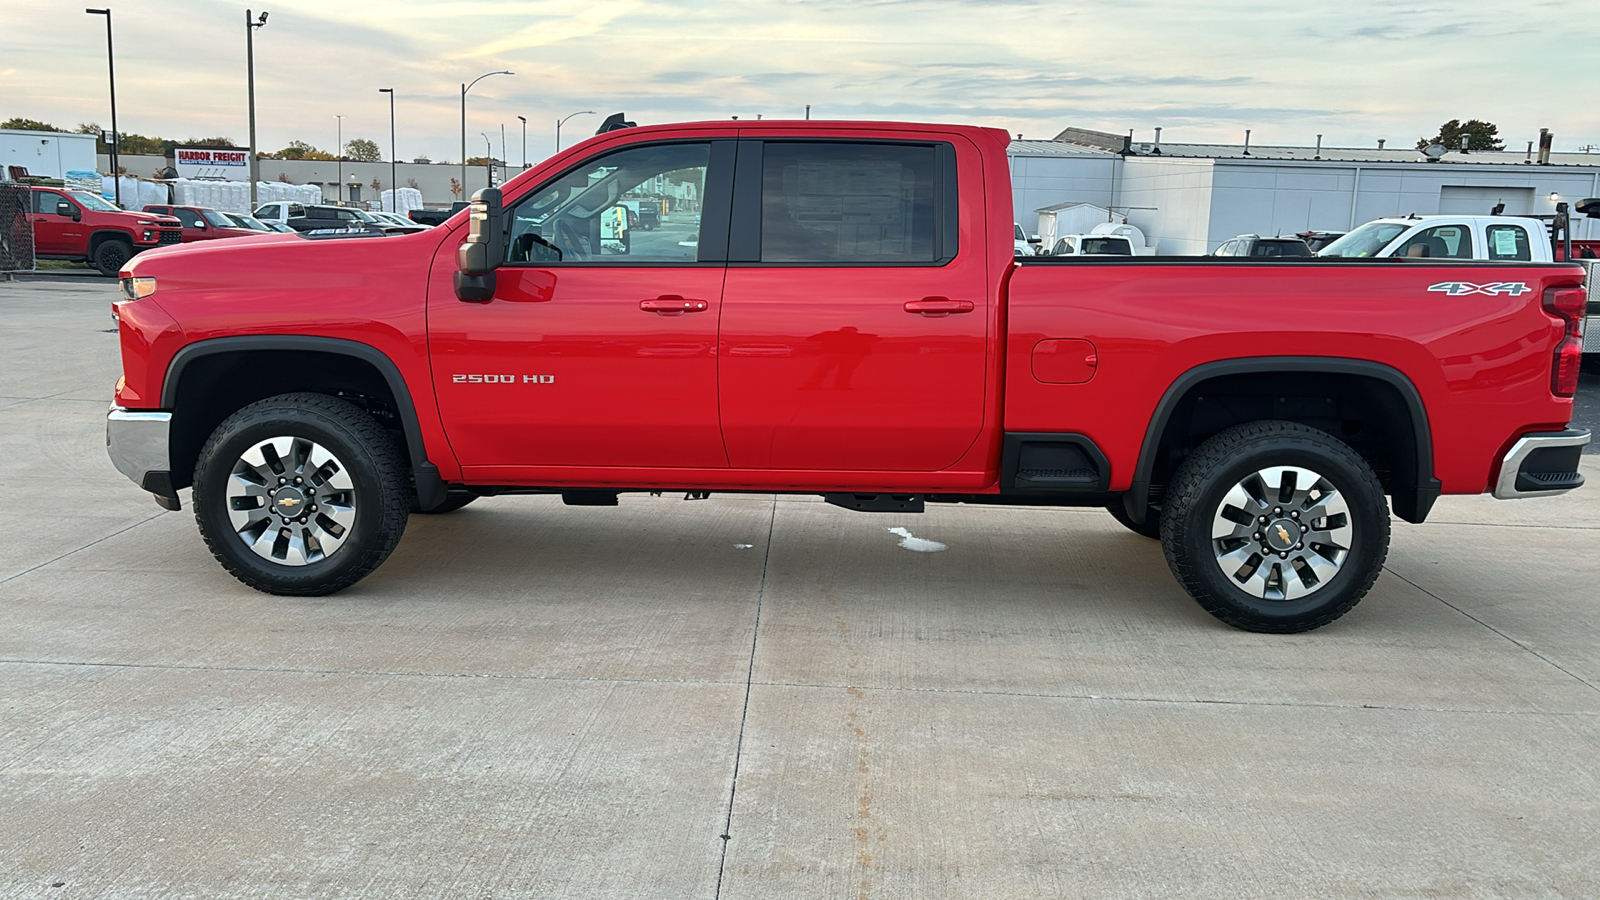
<box><xmin>517</xmin><ymin>115</ymin><xmax>526</xmax><ymax>169</ymax></box>
<box><xmin>556</xmin><ymin>110</ymin><xmax>594</xmax><ymax>153</ymax></box>
<box><xmin>482</xmin><ymin>132</ymin><xmax>493</xmax><ymax>187</ymax></box>
<box><xmin>379</xmin><ymin>88</ymin><xmax>396</xmax><ymax>211</ymax></box>
<box><xmin>334</xmin><ymin>114</ymin><xmax>344</xmax><ymax>203</ymax></box>
<box><xmin>84</xmin><ymin>8</ymin><xmax>119</xmax><ymax>206</ymax></box>
<box><xmin>461</xmin><ymin>70</ymin><xmax>512</xmax><ymax>204</ymax></box>
<box><xmin>244</xmin><ymin>10</ymin><xmax>268</xmax><ymax>207</ymax></box>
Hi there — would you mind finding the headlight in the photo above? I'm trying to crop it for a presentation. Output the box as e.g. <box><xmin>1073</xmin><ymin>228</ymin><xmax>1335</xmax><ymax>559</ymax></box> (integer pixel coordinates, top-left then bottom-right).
<box><xmin>120</xmin><ymin>276</ymin><xmax>157</xmax><ymax>300</ymax></box>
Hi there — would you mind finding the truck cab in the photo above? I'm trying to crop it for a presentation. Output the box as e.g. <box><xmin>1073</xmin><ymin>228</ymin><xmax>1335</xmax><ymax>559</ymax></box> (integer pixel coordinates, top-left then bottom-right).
<box><xmin>143</xmin><ymin>205</ymin><xmax>262</xmax><ymax>243</ymax></box>
<box><xmin>1318</xmin><ymin>215</ymin><xmax>1550</xmax><ymax>261</ymax></box>
<box><xmin>1047</xmin><ymin>234</ymin><xmax>1134</xmax><ymax>257</ymax></box>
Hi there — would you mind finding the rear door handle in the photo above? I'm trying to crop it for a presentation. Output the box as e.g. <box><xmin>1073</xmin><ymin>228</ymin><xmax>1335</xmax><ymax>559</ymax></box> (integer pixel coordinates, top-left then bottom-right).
<box><xmin>903</xmin><ymin>297</ymin><xmax>975</xmax><ymax>316</ymax></box>
<box><xmin>640</xmin><ymin>295</ymin><xmax>709</xmax><ymax>315</ymax></box>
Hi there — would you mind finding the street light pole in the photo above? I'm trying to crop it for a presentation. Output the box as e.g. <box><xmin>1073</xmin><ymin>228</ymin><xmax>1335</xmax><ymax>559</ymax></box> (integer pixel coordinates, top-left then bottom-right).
<box><xmin>481</xmin><ymin>132</ymin><xmax>493</xmax><ymax>187</ymax></box>
<box><xmin>516</xmin><ymin>115</ymin><xmax>526</xmax><ymax>170</ymax></box>
<box><xmin>379</xmin><ymin>88</ymin><xmax>396</xmax><ymax>211</ymax></box>
<box><xmin>244</xmin><ymin>10</ymin><xmax>268</xmax><ymax>207</ymax></box>
<box><xmin>460</xmin><ymin>70</ymin><xmax>512</xmax><ymax>204</ymax></box>
<box><xmin>84</xmin><ymin>8</ymin><xmax>118</xmax><ymax>206</ymax></box>
<box><xmin>500</xmin><ymin>123</ymin><xmax>507</xmax><ymax>176</ymax></box>
<box><xmin>555</xmin><ymin>110</ymin><xmax>595</xmax><ymax>154</ymax></box>
<box><xmin>334</xmin><ymin>114</ymin><xmax>344</xmax><ymax>204</ymax></box>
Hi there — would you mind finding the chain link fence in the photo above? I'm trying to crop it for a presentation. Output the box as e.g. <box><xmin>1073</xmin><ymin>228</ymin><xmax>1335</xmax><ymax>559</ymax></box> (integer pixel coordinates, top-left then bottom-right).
<box><xmin>0</xmin><ymin>184</ymin><xmax>34</xmax><ymax>273</ymax></box>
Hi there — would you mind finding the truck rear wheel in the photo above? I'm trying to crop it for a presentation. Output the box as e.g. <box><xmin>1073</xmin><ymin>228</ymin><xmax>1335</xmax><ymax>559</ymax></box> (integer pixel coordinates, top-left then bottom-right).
<box><xmin>1160</xmin><ymin>420</ymin><xmax>1389</xmax><ymax>633</ymax></box>
<box><xmin>192</xmin><ymin>393</ymin><xmax>410</xmax><ymax>595</ymax></box>
<box><xmin>93</xmin><ymin>238</ymin><xmax>132</xmax><ymax>277</ymax></box>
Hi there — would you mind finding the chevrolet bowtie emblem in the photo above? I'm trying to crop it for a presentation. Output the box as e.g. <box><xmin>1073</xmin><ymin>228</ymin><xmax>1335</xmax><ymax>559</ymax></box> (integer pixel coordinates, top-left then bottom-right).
<box><xmin>1275</xmin><ymin>524</ymin><xmax>1291</xmax><ymax>544</ymax></box>
<box><xmin>280</xmin><ymin>497</ymin><xmax>302</xmax><ymax>507</ymax></box>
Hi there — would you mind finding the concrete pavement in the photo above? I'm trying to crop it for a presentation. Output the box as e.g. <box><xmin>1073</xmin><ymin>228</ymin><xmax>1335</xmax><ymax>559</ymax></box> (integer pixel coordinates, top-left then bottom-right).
<box><xmin>1</xmin><ymin>279</ymin><xmax>1597</xmax><ymax>899</ymax></box>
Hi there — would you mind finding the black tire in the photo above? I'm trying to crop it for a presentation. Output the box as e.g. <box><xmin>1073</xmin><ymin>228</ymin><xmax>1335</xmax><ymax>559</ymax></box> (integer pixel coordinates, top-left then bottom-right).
<box><xmin>1106</xmin><ymin>501</ymin><xmax>1161</xmax><ymax>539</ymax></box>
<box><xmin>193</xmin><ymin>392</ymin><xmax>410</xmax><ymax>595</ymax></box>
<box><xmin>1160</xmin><ymin>420</ymin><xmax>1389</xmax><ymax>633</ymax></box>
<box><xmin>93</xmin><ymin>239</ymin><xmax>132</xmax><ymax>277</ymax></box>
<box><xmin>411</xmin><ymin>489</ymin><xmax>478</xmax><ymax>514</ymax></box>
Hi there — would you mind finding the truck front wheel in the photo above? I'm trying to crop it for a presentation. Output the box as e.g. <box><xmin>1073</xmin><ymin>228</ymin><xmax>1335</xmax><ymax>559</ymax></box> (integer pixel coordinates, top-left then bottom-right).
<box><xmin>192</xmin><ymin>393</ymin><xmax>410</xmax><ymax>595</ymax></box>
<box><xmin>1160</xmin><ymin>420</ymin><xmax>1389</xmax><ymax>633</ymax></box>
<box><xmin>92</xmin><ymin>239</ymin><xmax>133</xmax><ymax>277</ymax></box>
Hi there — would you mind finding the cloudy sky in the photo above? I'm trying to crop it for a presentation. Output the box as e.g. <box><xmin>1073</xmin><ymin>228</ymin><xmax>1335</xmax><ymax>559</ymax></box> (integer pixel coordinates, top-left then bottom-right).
<box><xmin>4</xmin><ymin>0</ymin><xmax>1597</xmax><ymax>163</ymax></box>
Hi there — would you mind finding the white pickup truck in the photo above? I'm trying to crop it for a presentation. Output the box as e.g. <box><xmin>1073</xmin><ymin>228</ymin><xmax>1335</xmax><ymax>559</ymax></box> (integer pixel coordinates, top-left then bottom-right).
<box><xmin>1317</xmin><ymin>215</ymin><xmax>1551</xmax><ymax>262</ymax></box>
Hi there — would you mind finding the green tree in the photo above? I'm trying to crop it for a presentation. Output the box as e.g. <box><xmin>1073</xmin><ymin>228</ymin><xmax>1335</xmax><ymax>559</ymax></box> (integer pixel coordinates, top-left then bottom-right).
<box><xmin>344</xmin><ymin>138</ymin><xmax>381</xmax><ymax>162</ymax></box>
<box><xmin>1417</xmin><ymin>119</ymin><xmax>1504</xmax><ymax>152</ymax></box>
<box><xmin>1</xmin><ymin>117</ymin><xmax>61</xmax><ymax>132</ymax></box>
<box><xmin>273</xmin><ymin>140</ymin><xmax>337</xmax><ymax>161</ymax></box>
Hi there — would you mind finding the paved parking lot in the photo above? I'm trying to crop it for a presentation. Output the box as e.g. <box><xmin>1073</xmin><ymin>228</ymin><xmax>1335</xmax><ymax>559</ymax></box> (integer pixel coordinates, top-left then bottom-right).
<box><xmin>2</xmin><ymin>277</ymin><xmax>1598</xmax><ymax>899</ymax></box>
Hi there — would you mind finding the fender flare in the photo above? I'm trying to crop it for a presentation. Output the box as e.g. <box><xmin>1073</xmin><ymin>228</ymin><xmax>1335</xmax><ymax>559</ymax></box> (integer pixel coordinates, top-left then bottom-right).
<box><xmin>162</xmin><ymin>335</ymin><xmax>446</xmax><ymax>507</ymax></box>
<box><xmin>1124</xmin><ymin>356</ymin><xmax>1440</xmax><ymax>524</ymax></box>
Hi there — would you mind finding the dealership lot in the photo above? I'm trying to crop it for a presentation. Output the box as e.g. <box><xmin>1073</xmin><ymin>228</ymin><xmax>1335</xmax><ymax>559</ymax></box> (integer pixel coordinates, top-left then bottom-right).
<box><xmin>2</xmin><ymin>278</ymin><xmax>1598</xmax><ymax>898</ymax></box>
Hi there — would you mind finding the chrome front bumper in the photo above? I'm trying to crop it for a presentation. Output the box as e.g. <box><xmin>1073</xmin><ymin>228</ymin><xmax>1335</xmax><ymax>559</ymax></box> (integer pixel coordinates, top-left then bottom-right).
<box><xmin>1493</xmin><ymin>429</ymin><xmax>1590</xmax><ymax>499</ymax></box>
<box><xmin>107</xmin><ymin>406</ymin><xmax>180</xmax><ymax>510</ymax></box>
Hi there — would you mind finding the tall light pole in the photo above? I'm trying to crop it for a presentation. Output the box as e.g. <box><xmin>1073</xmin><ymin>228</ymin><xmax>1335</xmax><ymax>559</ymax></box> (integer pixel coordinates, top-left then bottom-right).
<box><xmin>379</xmin><ymin>88</ymin><xmax>396</xmax><ymax>211</ymax></box>
<box><xmin>334</xmin><ymin>114</ymin><xmax>344</xmax><ymax>204</ymax></box>
<box><xmin>500</xmin><ymin>123</ymin><xmax>507</xmax><ymax>175</ymax></box>
<box><xmin>481</xmin><ymin>132</ymin><xmax>493</xmax><ymax>187</ymax></box>
<box><xmin>244</xmin><ymin>9</ymin><xmax>268</xmax><ymax>207</ymax></box>
<box><xmin>516</xmin><ymin>115</ymin><xmax>526</xmax><ymax>169</ymax></box>
<box><xmin>84</xmin><ymin>8</ymin><xmax>118</xmax><ymax>206</ymax></box>
<box><xmin>555</xmin><ymin>110</ymin><xmax>594</xmax><ymax>154</ymax></box>
<box><xmin>460</xmin><ymin>70</ymin><xmax>512</xmax><ymax>204</ymax></box>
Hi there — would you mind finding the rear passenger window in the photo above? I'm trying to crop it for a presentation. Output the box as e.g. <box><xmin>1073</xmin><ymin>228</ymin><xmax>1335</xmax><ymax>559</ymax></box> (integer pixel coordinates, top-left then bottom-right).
<box><xmin>759</xmin><ymin>142</ymin><xmax>947</xmax><ymax>264</ymax></box>
<box><xmin>1397</xmin><ymin>224</ymin><xmax>1473</xmax><ymax>259</ymax></box>
<box><xmin>1486</xmin><ymin>224</ymin><xmax>1532</xmax><ymax>261</ymax></box>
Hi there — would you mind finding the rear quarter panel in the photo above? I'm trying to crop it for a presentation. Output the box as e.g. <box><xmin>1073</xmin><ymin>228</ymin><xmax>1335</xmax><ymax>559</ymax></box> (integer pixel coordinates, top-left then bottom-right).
<box><xmin>1006</xmin><ymin>259</ymin><xmax>1585</xmax><ymax>494</ymax></box>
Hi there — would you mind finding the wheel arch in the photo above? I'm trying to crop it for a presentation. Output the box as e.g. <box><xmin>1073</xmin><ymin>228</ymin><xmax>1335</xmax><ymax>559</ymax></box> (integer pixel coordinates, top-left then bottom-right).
<box><xmin>1125</xmin><ymin>357</ymin><xmax>1440</xmax><ymax>525</ymax></box>
<box><xmin>87</xmin><ymin>229</ymin><xmax>133</xmax><ymax>255</ymax></box>
<box><xmin>161</xmin><ymin>336</ymin><xmax>444</xmax><ymax>506</ymax></box>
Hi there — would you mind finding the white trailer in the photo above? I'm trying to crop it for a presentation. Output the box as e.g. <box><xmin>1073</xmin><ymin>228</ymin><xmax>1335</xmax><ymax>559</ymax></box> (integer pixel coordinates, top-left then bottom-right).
<box><xmin>0</xmin><ymin>130</ymin><xmax>97</xmax><ymax>181</ymax></box>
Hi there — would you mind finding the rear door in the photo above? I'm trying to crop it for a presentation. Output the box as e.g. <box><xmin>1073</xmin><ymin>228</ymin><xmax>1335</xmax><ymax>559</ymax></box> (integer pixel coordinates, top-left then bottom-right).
<box><xmin>429</xmin><ymin>137</ymin><xmax>736</xmax><ymax>471</ymax></box>
<box><xmin>717</xmin><ymin>135</ymin><xmax>987</xmax><ymax>471</ymax></box>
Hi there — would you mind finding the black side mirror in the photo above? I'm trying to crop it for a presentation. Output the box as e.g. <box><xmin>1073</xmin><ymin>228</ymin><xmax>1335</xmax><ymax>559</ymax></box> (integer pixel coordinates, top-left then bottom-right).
<box><xmin>57</xmin><ymin>202</ymin><xmax>78</xmax><ymax>220</ymax></box>
<box><xmin>1577</xmin><ymin>198</ymin><xmax>1600</xmax><ymax>219</ymax></box>
<box><xmin>455</xmin><ymin>187</ymin><xmax>504</xmax><ymax>303</ymax></box>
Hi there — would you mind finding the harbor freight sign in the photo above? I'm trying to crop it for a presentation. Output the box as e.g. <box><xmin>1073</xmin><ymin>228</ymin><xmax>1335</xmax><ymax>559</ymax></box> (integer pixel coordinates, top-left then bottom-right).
<box><xmin>175</xmin><ymin>148</ymin><xmax>251</xmax><ymax>180</ymax></box>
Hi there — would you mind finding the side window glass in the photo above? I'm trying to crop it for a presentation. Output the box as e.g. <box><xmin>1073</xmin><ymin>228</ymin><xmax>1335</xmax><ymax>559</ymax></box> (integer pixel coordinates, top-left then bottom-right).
<box><xmin>506</xmin><ymin>142</ymin><xmax>709</xmax><ymax>265</ymax></box>
<box><xmin>1486</xmin><ymin>224</ymin><xmax>1532</xmax><ymax>261</ymax></box>
<box><xmin>288</xmin><ymin>204</ymin><xmax>304</xmax><ymax>218</ymax></box>
<box><xmin>36</xmin><ymin>191</ymin><xmax>68</xmax><ymax>215</ymax></box>
<box><xmin>1398</xmin><ymin>224</ymin><xmax>1473</xmax><ymax>259</ymax></box>
<box><xmin>174</xmin><ymin>208</ymin><xmax>204</xmax><ymax>228</ymax></box>
<box><xmin>759</xmin><ymin>142</ymin><xmax>939</xmax><ymax>264</ymax></box>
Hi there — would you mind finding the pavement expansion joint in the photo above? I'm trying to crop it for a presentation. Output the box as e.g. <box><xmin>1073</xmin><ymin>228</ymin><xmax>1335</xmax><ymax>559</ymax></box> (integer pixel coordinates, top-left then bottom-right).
<box><xmin>0</xmin><ymin>657</ymin><xmax>746</xmax><ymax>687</ymax></box>
<box><xmin>747</xmin><ymin>678</ymin><xmax>1600</xmax><ymax>718</ymax></box>
<box><xmin>1385</xmin><ymin>567</ymin><xmax>1599</xmax><ymax>696</ymax></box>
<box><xmin>0</xmin><ymin>511</ymin><xmax>168</xmax><ymax>586</ymax></box>
<box><xmin>712</xmin><ymin>496</ymin><xmax>778</xmax><ymax>900</ymax></box>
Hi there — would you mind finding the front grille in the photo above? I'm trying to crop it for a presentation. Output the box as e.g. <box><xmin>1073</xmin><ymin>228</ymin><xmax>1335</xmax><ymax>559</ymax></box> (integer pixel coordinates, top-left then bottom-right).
<box><xmin>157</xmin><ymin>230</ymin><xmax>182</xmax><ymax>245</ymax></box>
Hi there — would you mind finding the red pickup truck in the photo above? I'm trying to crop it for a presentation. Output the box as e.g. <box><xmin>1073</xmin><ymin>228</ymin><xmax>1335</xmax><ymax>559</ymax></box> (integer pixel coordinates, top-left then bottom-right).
<box><xmin>25</xmin><ymin>185</ymin><xmax>182</xmax><ymax>274</ymax></box>
<box><xmin>105</xmin><ymin>120</ymin><xmax>1590</xmax><ymax>633</ymax></box>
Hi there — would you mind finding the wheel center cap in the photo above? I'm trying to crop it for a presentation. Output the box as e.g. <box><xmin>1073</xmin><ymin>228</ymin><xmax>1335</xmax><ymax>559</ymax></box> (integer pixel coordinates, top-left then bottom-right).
<box><xmin>274</xmin><ymin>487</ymin><xmax>308</xmax><ymax>517</ymax></box>
<box><xmin>1264</xmin><ymin>518</ymin><xmax>1297</xmax><ymax>551</ymax></box>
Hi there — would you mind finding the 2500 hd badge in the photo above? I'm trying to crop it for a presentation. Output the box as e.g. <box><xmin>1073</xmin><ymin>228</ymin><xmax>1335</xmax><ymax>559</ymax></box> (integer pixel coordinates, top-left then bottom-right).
<box><xmin>453</xmin><ymin>374</ymin><xmax>556</xmax><ymax>384</ymax></box>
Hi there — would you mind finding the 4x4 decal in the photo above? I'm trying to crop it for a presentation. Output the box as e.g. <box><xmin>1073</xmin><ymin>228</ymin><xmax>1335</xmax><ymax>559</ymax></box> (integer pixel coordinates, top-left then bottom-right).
<box><xmin>1427</xmin><ymin>281</ymin><xmax>1532</xmax><ymax>297</ymax></box>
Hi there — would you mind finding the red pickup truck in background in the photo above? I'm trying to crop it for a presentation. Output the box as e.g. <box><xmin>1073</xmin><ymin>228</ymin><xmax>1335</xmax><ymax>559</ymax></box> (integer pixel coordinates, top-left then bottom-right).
<box><xmin>105</xmin><ymin>119</ymin><xmax>1590</xmax><ymax>633</ymax></box>
<box><xmin>26</xmin><ymin>185</ymin><xmax>182</xmax><ymax>275</ymax></box>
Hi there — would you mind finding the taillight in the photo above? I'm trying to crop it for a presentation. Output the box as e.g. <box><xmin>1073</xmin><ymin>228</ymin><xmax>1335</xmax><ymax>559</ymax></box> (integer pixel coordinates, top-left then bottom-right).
<box><xmin>1543</xmin><ymin>286</ymin><xmax>1586</xmax><ymax>397</ymax></box>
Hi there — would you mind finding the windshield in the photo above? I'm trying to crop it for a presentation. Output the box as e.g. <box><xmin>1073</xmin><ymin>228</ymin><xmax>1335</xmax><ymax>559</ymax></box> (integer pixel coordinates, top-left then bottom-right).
<box><xmin>226</xmin><ymin>214</ymin><xmax>271</xmax><ymax>231</ymax></box>
<box><xmin>201</xmin><ymin>209</ymin><xmax>235</xmax><ymax>227</ymax></box>
<box><xmin>349</xmin><ymin>209</ymin><xmax>379</xmax><ymax>224</ymax></box>
<box><xmin>1317</xmin><ymin>221</ymin><xmax>1409</xmax><ymax>258</ymax></box>
<box><xmin>1014</xmin><ymin>224</ymin><xmax>1025</xmax><ymax>241</ymax></box>
<box><xmin>67</xmin><ymin>190</ymin><xmax>121</xmax><ymax>212</ymax></box>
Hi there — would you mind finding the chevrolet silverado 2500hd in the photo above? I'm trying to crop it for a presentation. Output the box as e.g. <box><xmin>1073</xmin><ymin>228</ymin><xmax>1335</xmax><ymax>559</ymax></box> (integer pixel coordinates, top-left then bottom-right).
<box><xmin>106</xmin><ymin>120</ymin><xmax>1590</xmax><ymax>633</ymax></box>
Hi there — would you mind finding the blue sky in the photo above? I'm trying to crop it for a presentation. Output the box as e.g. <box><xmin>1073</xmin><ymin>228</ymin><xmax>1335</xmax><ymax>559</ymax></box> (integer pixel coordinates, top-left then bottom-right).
<box><xmin>4</xmin><ymin>0</ymin><xmax>1597</xmax><ymax>162</ymax></box>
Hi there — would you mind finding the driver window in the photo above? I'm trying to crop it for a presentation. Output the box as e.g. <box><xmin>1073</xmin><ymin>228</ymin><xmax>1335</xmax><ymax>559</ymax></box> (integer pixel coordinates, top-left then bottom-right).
<box><xmin>1397</xmin><ymin>224</ymin><xmax>1473</xmax><ymax>259</ymax></box>
<box><xmin>36</xmin><ymin>191</ymin><xmax>69</xmax><ymax>215</ymax></box>
<box><xmin>505</xmin><ymin>142</ymin><xmax>709</xmax><ymax>265</ymax></box>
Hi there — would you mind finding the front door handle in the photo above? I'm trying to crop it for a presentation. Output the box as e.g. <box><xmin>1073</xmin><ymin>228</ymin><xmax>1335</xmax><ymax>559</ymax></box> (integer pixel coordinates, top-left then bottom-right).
<box><xmin>641</xmin><ymin>295</ymin><xmax>709</xmax><ymax>315</ymax></box>
<box><xmin>904</xmin><ymin>297</ymin><xmax>975</xmax><ymax>316</ymax></box>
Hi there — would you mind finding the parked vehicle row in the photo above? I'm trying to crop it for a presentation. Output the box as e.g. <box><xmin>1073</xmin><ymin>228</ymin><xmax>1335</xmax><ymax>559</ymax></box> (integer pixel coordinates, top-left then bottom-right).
<box><xmin>23</xmin><ymin>184</ymin><xmax>182</xmax><ymax>275</ymax></box>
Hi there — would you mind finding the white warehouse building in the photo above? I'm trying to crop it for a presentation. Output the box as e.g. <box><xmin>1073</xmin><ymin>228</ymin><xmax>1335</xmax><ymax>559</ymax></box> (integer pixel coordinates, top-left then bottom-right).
<box><xmin>1009</xmin><ymin>127</ymin><xmax>1600</xmax><ymax>255</ymax></box>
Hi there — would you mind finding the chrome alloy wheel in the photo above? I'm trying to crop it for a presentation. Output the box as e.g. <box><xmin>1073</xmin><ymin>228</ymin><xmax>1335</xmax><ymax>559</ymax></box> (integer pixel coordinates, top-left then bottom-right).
<box><xmin>225</xmin><ymin>436</ymin><xmax>357</xmax><ymax>566</ymax></box>
<box><xmin>1210</xmin><ymin>465</ymin><xmax>1352</xmax><ymax>601</ymax></box>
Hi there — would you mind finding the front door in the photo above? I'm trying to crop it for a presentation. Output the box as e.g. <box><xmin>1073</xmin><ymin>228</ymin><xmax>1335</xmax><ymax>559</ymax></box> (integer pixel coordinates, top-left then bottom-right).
<box><xmin>31</xmin><ymin>190</ymin><xmax>80</xmax><ymax>255</ymax></box>
<box><xmin>718</xmin><ymin>138</ymin><xmax>990</xmax><ymax>471</ymax></box>
<box><xmin>430</xmin><ymin>139</ymin><xmax>734</xmax><ymax>472</ymax></box>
